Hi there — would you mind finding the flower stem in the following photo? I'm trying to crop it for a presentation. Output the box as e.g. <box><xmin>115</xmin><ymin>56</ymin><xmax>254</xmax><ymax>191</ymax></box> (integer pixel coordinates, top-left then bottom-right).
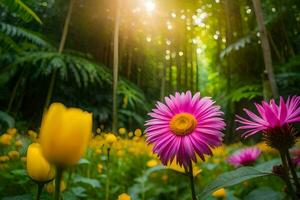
<box><xmin>105</xmin><ymin>147</ymin><xmax>111</xmax><ymax>200</ymax></box>
<box><xmin>54</xmin><ymin>167</ymin><xmax>63</xmax><ymax>200</ymax></box>
<box><xmin>285</xmin><ymin>150</ymin><xmax>300</xmax><ymax>191</ymax></box>
<box><xmin>279</xmin><ymin>151</ymin><xmax>297</xmax><ymax>199</ymax></box>
<box><xmin>36</xmin><ymin>183</ymin><xmax>44</xmax><ymax>200</ymax></box>
<box><xmin>188</xmin><ymin>161</ymin><xmax>197</xmax><ymax>200</ymax></box>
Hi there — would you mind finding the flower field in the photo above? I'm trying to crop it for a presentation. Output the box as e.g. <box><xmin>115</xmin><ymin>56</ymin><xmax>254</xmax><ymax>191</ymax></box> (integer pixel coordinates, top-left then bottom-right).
<box><xmin>0</xmin><ymin>116</ymin><xmax>299</xmax><ymax>200</ymax></box>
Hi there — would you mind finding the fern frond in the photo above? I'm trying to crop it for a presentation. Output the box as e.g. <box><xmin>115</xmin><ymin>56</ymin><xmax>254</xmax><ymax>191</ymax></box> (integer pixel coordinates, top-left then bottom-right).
<box><xmin>0</xmin><ymin>0</ymin><xmax>42</xmax><ymax>24</ymax></box>
<box><xmin>0</xmin><ymin>22</ymin><xmax>53</xmax><ymax>48</ymax></box>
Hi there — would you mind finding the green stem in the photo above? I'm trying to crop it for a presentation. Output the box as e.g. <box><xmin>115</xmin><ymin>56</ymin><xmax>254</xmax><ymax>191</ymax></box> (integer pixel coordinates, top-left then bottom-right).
<box><xmin>187</xmin><ymin>161</ymin><xmax>197</xmax><ymax>200</ymax></box>
<box><xmin>54</xmin><ymin>167</ymin><xmax>63</xmax><ymax>200</ymax></box>
<box><xmin>105</xmin><ymin>148</ymin><xmax>111</xmax><ymax>200</ymax></box>
<box><xmin>279</xmin><ymin>151</ymin><xmax>297</xmax><ymax>199</ymax></box>
<box><xmin>286</xmin><ymin>150</ymin><xmax>300</xmax><ymax>191</ymax></box>
<box><xmin>36</xmin><ymin>183</ymin><xmax>44</xmax><ymax>200</ymax></box>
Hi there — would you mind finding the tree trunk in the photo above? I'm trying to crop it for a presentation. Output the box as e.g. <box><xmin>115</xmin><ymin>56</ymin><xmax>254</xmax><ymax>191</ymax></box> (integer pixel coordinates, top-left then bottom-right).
<box><xmin>44</xmin><ymin>0</ymin><xmax>75</xmax><ymax>113</ymax></box>
<box><xmin>252</xmin><ymin>0</ymin><xmax>279</xmax><ymax>98</ymax></box>
<box><xmin>112</xmin><ymin>0</ymin><xmax>121</xmax><ymax>132</ymax></box>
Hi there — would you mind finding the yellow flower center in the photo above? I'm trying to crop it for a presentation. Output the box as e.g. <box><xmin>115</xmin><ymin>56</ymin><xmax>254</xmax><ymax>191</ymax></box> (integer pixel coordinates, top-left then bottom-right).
<box><xmin>170</xmin><ymin>113</ymin><xmax>197</xmax><ymax>135</ymax></box>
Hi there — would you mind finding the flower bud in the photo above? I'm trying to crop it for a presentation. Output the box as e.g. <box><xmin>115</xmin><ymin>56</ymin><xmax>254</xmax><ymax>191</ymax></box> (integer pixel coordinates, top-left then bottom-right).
<box><xmin>26</xmin><ymin>143</ymin><xmax>55</xmax><ymax>182</ymax></box>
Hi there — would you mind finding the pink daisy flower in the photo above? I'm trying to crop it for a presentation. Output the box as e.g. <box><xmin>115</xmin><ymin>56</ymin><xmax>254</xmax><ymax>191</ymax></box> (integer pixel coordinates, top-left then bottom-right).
<box><xmin>228</xmin><ymin>147</ymin><xmax>261</xmax><ymax>167</ymax></box>
<box><xmin>236</xmin><ymin>96</ymin><xmax>300</xmax><ymax>138</ymax></box>
<box><xmin>145</xmin><ymin>91</ymin><xmax>225</xmax><ymax>167</ymax></box>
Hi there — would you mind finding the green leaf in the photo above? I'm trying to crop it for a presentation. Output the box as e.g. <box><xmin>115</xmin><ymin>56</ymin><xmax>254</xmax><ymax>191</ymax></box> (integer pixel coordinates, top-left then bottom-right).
<box><xmin>198</xmin><ymin>167</ymin><xmax>272</xmax><ymax>200</ymax></box>
<box><xmin>71</xmin><ymin>186</ymin><xmax>87</xmax><ymax>197</ymax></box>
<box><xmin>255</xmin><ymin>159</ymin><xmax>280</xmax><ymax>172</ymax></box>
<box><xmin>73</xmin><ymin>176</ymin><xmax>101</xmax><ymax>188</ymax></box>
<box><xmin>0</xmin><ymin>0</ymin><xmax>42</xmax><ymax>24</ymax></box>
<box><xmin>0</xmin><ymin>110</ymin><xmax>15</xmax><ymax>128</ymax></box>
<box><xmin>77</xmin><ymin>158</ymin><xmax>90</xmax><ymax>165</ymax></box>
<box><xmin>244</xmin><ymin>187</ymin><xmax>285</xmax><ymax>200</ymax></box>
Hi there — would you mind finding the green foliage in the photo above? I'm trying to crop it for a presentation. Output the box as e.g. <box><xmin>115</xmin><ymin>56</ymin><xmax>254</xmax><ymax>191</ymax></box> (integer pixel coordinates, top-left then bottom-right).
<box><xmin>0</xmin><ymin>22</ymin><xmax>52</xmax><ymax>48</ymax></box>
<box><xmin>0</xmin><ymin>111</ymin><xmax>15</xmax><ymax>129</ymax></box>
<box><xmin>199</xmin><ymin>166</ymin><xmax>273</xmax><ymax>199</ymax></box>
<box><xmin>227</xmin><ymin>85</ymin><xmax>262</xmax><ymax>102</ymax></box>
<box><xmin>220</xmin><ymin>34</ymin><xmax>253</xmax><ymax>59</ymax></box>
<box><xmin>129</xmin><ymin>165</ymin><xmax>166</xmax><ymax>199</ymax></box>
<box><xmin>0</xmin><ymin>0</ymin><xmax>42</xmax><ymax>24</ymax></box>
<box><xmin>244</xmin><ymin>187</ymin><xmax>284</xmax><ymax>200</ymax></box>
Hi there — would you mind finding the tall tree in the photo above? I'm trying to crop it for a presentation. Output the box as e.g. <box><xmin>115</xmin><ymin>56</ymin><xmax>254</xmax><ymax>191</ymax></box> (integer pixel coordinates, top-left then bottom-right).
<box><xmin>44</xmin><ymin>0</ymin><xmax>75</xmax><ymax>113</ymax></box>
<box><xmin>252</xmin><ymin>0</ymin><xmax>278</xmax><ymax>98</ymax></box>
<box><xmin>112</xmin><ymin>0</ymin><xmax>122</xmax><ymax>132</ymax></box>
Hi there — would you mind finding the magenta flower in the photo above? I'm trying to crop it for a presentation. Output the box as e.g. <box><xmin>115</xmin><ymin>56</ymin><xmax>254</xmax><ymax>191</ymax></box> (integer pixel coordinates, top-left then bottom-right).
<box><xmin>228</xmin><ymin>147</ymin><xmax>261</xmax><ymax>167</ymax></box>
<box><xmin>236</xmin><ymin>96</ymin><xmax>300</xmax><ymax>138</ymax></box>
<box><xmin>145</xmin><ymin>91</ymin><xmax>225</xmax><ymax>167</ymax></box>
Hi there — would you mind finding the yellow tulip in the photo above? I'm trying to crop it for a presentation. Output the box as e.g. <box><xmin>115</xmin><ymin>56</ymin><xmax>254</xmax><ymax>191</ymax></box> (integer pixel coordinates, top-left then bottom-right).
<box><xmin>118</xmin><ymin>193</ymin><xmax>131</xmax><ymax>200</ymax></box>
<box><xmin>39</xmin><ymin>103</ymin><xmax>92</xmax><ymax>166</ymax></box>
<box><xmin>26</xmin><ymin>143</ymin><xmax>55</xmax><ymax>182</ymax></box>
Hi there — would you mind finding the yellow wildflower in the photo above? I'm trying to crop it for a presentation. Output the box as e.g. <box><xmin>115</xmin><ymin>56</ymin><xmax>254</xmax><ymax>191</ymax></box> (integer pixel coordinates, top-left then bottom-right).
<box><xmin>96</xmin><ymin>128</ymin><xmax>101</xmax><ymax>134</ymax></box>
<box><xmin>15</xmin><ymin>140</ymin><xmax>23</xmax><ymax>148</ymax></box>
<box><xmin>117</xmin><ymin>150</ymin><xmax>124</xmax><ymax>157</ymax></box>
<box><xmin>162</xmin><ymin>174</ymin><xmax>168</xmax><ymax>182</ymax></box>
<box><xmin>0</xmin><ymin>134</ymin><xmax>12</xmax><ymax>145</ymax></box>
<box><xmin>118</xmin><ymin>128</ymin><xmax>127</xmax><ymax>135</ymax></box>
<box><xmin>0</xmin><ymin>156</ymin><xmax>10</xmax><ymax>162</ymax></box>
<box><xmin>7</xmin><ymin>128</ymin><xmax>17</xmax><ymax>136</ymax></box>
<box><xmin>97</xmin><ymin>163</ymin><xmax>103</xmax><ymax>173</ymax></box>
<box><xmin>105</xmin><ymin>133</ymin><xmax>117</xmax><ymax>146</ymax></box>
<box><xmin>28</xmin><ymin>130</ymin><xmax>38</xmax><ymax>141</ymax></box>
<box><xmin>8</xmin><ymin>151</ymin><xmax>19</xmax><ymax>159</ymax></box>
<box><xmin>167</xmin><ymin>161</ymin><xmax>201</xmax><ymax>177</ymax></box>
<box><xmin>128</xmin><ymin>132</ymin><xmax>133</xmax><ymax>137</ymax></box>
<box><xmin>95</xmin><ymin>148</ymin><xmax>102</xmax><ymax>154</ymax></box>
<box><xmin>256</xmin><ymin>142</ymin><xmax>277</xmax><ymax>154</ymax></box>
<box><xmin>212</xmin><ymin>145</ymin><xmax>226</xmax><ymax>157</ymax></box>
<box><xmin>21</xmin><ymin>156</ymin><xmax>27</xmax><ymax>162</ymax></box>
<box><xmin>134</xmin><ymin>129</ymin><xmax>142</xmax><ymax>137</ymax></box>
<box><xmin>118</xmin><ymin>193</ymin><xmax>131</xmax><ymax>200</ymax></box>
<box><xmin>46</xmin><ymin>180</ymin><xmax>66</xmax><ymax>193</ymax></box>
<box><xmin>212</xmin><ymin>188</ymin><xmax>226</xmax><ymax>198</ymax></box>
<box><xmin>46</xmin><ymin>182</ymin><xmax>54</xmax><ymax>193</ymax></box>
<box><xmin>147</xmin><ymin>159</ymin><xmax>158</xmax><ymax>168</ymax></box>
